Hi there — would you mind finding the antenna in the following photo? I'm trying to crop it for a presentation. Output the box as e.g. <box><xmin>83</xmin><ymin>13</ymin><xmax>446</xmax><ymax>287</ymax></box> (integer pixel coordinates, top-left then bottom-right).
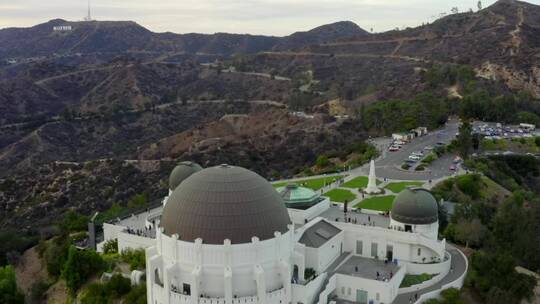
<box><xmin>84</xmin><ymin>0</ymin><xmax>92</xmax><ymax>21</ymax></box>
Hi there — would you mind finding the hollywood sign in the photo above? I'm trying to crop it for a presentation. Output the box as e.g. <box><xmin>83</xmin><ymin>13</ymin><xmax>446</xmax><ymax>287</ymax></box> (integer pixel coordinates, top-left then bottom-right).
<box><xmin>53</xmin><ymin>25</ymin><xmax>72</xmax><ymax>31</ymax></box>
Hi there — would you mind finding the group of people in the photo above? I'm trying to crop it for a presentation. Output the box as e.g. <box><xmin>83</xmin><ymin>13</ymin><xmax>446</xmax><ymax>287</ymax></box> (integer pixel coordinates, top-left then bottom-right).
<box><xmin>125</xmin><ymin>226</ymin><xmax>155</xmax><ymax>238</ymax></box>
<box><xmin>375</xmin><ymin>270</ymin><xmax>393</xmax><ymax>282</ymax></box>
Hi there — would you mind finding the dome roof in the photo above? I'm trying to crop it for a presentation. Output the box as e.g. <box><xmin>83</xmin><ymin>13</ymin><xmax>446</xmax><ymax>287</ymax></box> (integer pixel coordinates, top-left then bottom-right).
<box><xmin>168</xmin><ymin>161</ymin><xmax>203</xmax><ymax>191</ymax></box>
<box><xmin>391</xmin><ymin>188</ymin><xmax>438</xmax><ymax>225</ymax></box>
<box><xmin>161</xmin><ymin>165</ymin><xmax>291</xmax><ymax>244</ymax></box>
<box><xmin>276</xmin><ymin>184</ymin><xmax>320</xmax><ymax>205</ymax></box>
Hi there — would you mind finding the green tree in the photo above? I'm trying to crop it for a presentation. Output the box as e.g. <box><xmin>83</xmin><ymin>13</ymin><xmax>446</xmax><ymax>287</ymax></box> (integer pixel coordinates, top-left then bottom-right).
<box><xmin>315</xmin><ymin>155</ymin><xmax>330</xmax><ymax>168</ymax></box>
<box><xmin>60</xmin><ymin>210</ymin><xmax>89</xmax><ymax>233</ymax></box>
<box><xmin>62</xmin><ymin>246</ymin><xmax>104</xmax><ymax>293</ymax></box>
<box><xmin>454</xmin><ymin>218</ymin><xmax>486</xmax><ymax>248</ymax></box>
<box><xmin>456</xmin><ymin>120</ymin><xmax>473</xmax><ymax>159</ymax></box>
<box><xmin>0</xmin><ymin>266</ymin><xmax>24</xmax><ymax>304</ymax></box>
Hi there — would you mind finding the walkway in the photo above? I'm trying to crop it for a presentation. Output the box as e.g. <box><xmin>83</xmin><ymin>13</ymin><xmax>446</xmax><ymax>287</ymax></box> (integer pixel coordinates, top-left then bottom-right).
<box><xmin>392</xmin><ymin>244</ymin><xmax>467</xmax><ymax>304</ymax></box>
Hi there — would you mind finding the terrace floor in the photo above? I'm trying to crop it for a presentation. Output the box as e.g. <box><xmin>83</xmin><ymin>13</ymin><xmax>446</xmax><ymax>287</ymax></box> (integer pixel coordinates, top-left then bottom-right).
<box><xmin>336</xmin><ymin>255</ymin><xmax>399</xmax><ymax>281</ymax></box>
<box><xmin>320</xmin><ymin>205</ymin><xmax>391</xmax><ymax>228</ymax></box>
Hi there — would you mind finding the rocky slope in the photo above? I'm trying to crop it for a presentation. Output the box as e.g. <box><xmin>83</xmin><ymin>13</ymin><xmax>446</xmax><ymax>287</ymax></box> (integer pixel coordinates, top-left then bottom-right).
<box><xmin>0</xmin><ymin>0</ymin><xmax>539</xmax><ymax>233</ymax></box>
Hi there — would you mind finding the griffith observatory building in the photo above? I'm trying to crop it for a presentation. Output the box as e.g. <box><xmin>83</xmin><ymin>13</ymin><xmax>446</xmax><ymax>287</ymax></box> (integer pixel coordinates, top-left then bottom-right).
<box><xmin>99</xmin><ymin>162</ymin><xmax>467</xmax><ymax>304</ymax></box>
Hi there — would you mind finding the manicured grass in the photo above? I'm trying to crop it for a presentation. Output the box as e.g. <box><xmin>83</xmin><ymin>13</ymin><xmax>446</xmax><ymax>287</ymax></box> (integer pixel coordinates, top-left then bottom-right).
<box><xmin>354</xmin><ymin>195</ymin><xmax>396</xmax><ymax>211</ymax></box>
<box><xmin>272</xmin><ymin>176</ymin><xmax>344</xmax><ymax>190</ymax></box>
<box><xmin>385</xmin><ymin>182</ymin><xmax>423</xmax><ymax>193</ymax></box>
<box><xmin>324</xmin><ymin>189</ymin><xmax>356</xmax><ymax>203</ymax></box>
<box><xmin>399</xmin><ymin>273</ymin><xmax>437</xmax><ymax>288</ymax></box>
<box><xmin>342</xmin><ymin>176</ymin><xmax>381</xmax><ymax>189</ymax></box>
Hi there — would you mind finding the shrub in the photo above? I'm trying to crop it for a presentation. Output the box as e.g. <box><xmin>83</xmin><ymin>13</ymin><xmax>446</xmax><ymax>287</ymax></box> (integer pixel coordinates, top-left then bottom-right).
<box><xmin>0</xmin><ymin>265</ymin><xmax>24</xmax><ymax>304</ymax></box>
<box><xmin>108</xmin><ymin>274</ymin><xmax>131</xmax><ymax>297</ymax></box>
<box><xmin>401</xmin><ymin>163</ymin><xmax>411</xmax><ymax>170</ymax></box>
<box><xmin>315</xmin><ymin>155</ymin><xmax>330</xmax><ymax>168</ymax></box>
<box><xmin>121</xmin><ymin>249</ymin><xmax>146</xmax><ymax>271</ymax></box>
<box><xmin>60</xmin><ymin>210</ymin><xmax>89</xmax><ymax>233</ymax></box>
<box><xmin>456</xmin><ymin>174</ymin><xmax>481</xmax><ymax>199</ymax></box>
<box><xmin>422</xmin><ymin>153</ymin><xmax>437</xmax><ymax>164</ymax></box>
<box><xmin>415</xmin><ymin>164</ymin><xmax>426</xmax><ymax>171</ymax></box>
<box><xmin>62</xmin><ymin>246</ymin><xmax>105</xmax><ymax>293</ymax></box>
<box><xmin>125</xmin><ymin>284</ymin><xmax>147</xmax><ymax>304</ymax></box>
<box><xmin>103</xmin><ymin>239</ymin><xmax>118</xmax><ymax>254</ymax></box>
<box><xmin>44</xmin><ymin>235</ymin><xmax>71</xmax><ymax>277</ymax></box>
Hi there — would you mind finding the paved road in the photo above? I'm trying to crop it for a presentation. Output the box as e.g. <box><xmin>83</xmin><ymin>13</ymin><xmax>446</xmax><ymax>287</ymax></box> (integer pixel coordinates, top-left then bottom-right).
<box><xmin>357</xmin><ymin>121</ymin><xmax>460</xmax><ymax>181</ymax></box>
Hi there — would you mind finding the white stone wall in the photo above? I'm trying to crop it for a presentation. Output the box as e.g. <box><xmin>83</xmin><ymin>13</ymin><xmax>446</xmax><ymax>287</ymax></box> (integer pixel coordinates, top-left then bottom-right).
<box><xmin>334</xmin><ymin>220</ymin><xmax>445</xmax><ymax>263</ymax></box>
<box><xmin>146</xmin><ymin>227</ymin><xmax>295</xmax><ymax>304</ymax></box>
<box><xmin>389</xmin><ymin>219</ymin><xmax>439</xmax><ymax>240</ymax></box>
<box><xmin>288</xmin><ymin>198</ymin><xmax>330</xmax><ymax>225</ymax></box>
<box><xmin>334</xmin><ymin>265</ymin><xmax>405</xmax><ymax>304</ymax></box>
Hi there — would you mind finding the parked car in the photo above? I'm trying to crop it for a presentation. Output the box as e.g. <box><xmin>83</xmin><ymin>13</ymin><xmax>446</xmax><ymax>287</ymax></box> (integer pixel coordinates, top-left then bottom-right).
<box><xmin>389</xmin><ymin>146</ymin><xmax>400</xmax><ymax>152</ymax></box>
<box><xmin>409</xmin><ymin>155</ymin><xmax>421</xmax><ymax>161</ymax></box>
<box><xmin>412</xmin><ymin>151</ymin><xmax>424</xmax><ymax>156</ymax></box>
<box><xmin>424</xmin><ymin>146</ymin><xmax>434</xmax><ymax>151</ymax></box>
<box><xmin>449</xmin><ymin>165</ymin><xmax>457</xmax><ymax>171</ymax></box>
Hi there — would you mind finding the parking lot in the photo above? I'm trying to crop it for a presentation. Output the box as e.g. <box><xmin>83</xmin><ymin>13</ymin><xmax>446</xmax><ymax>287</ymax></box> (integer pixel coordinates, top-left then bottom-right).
<box><xmin>472</xmin><ymin>121</ymin><xmax>539</xmax><ymax>140</ymax></box>
<box><xmin>361</xmin><ymin>120</ymin><xmax>460</xmax><ymax>181</ymax></box>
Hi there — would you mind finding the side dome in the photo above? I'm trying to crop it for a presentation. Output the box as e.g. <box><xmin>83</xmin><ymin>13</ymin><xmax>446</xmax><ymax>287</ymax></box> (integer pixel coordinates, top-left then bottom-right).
<box><xmin>161</xmin><ymin>165</ymin><xmax>291</xmax><ymax>244</ymax></box>
<box><xmin>391</xmin><ymin>188</ymin><xmax>438</xmax><ymax>225</ymax></box>
<box><xmin>276</xmin><ymin>184</ymin><xmax>321</xmax><ymax>209</ymax></box>
<box><xmin>168</xmin><ymin>161</ymin><xmax>203</xmax><ymax>191</ymax></box>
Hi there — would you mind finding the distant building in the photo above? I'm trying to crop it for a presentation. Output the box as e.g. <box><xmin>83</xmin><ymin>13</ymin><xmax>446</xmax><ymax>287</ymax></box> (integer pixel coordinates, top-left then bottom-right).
<box><xmin>412</xmin><ymin>127</ymin><xmax>428</xmax><ymax>137</ymax></box>
<box><xmin>392</xmin><ymin>132</ymin><xmax>414</xmax><ymax>142</ymax></box>
<box><xmin>53</xmin><ymin>25</ymin><xmax>72</xmax><ymax>32</ymax></box>
<box><xmin>520</xmin><ymin>123</ymin><xmax>535</xmax><ymax>131</ymax></box>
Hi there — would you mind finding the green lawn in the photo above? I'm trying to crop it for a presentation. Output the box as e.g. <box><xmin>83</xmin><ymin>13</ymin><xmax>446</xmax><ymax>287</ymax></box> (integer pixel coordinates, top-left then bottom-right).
<box><xmin>324</xmin><ymin>189</ymin><xmax>356</xmax><ymax>203</ymax></box>
<box><xmin>399</xmin><ymin>273</ymin><xmax>437</xmax><ymax>288</ymax></box>
<box><xmin>353</xmin><ymin>195</ymin><xmax>396</xmax><ymax>211</ymax></box>
<box><xmin>342</xmin><ymin>176</ymin><xmax>381</xmax><ymax>189</ymax></box>
<box><xmin>385</xmin><ymin>182</ymin><xmax>424</xmax><ymax>193</ymax></box>
<box><xmin>272</xmin><ymin>176</ymin><xmax>344</xmax><ymax>190</ymax></box>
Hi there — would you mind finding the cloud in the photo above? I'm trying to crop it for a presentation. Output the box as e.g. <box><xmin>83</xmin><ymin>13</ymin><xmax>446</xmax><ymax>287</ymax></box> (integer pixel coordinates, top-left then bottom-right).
<box><xmin>1</xmin><ymin>0</ymin><xmax>539</xmax><ymax>35</ymax></box>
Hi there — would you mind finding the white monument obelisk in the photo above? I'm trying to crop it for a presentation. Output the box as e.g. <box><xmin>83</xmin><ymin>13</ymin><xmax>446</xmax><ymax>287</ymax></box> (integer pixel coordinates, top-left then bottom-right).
<box><xmin>365</xmin><ymin>160</ymin><xmax>380</xmax><ymax>194</ymax></box>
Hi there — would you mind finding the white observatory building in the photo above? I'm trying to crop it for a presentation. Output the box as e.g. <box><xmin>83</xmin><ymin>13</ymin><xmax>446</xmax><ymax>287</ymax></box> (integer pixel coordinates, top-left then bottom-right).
<box><xmin>146</xmin><ymin>165</ymin><xmax>295</xmax><ymax>304</ymax></box>
<box><xmin>98</xmin><ymin>162</ymin><xmax>466</xmax><ymax>304</ymax></box>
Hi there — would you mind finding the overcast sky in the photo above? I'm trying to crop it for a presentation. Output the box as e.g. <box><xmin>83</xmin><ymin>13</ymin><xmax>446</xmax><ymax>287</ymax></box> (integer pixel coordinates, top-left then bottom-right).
<box><xmin>1</xmin><ymin>0</ymin><xmax>539</xmax><ymax>36</ymax></box>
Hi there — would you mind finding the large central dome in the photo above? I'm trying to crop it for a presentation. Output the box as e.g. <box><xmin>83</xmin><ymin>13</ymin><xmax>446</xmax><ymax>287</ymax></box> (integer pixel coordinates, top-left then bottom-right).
<box><xmin>161</xmin><ymin>165</ymin><xmax>291</xmax><ymax>244</ymax></box>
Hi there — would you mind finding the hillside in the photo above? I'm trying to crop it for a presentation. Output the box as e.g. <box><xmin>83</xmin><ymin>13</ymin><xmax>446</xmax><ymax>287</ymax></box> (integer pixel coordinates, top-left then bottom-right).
<box><xmin>0</xmin><ymin>19</ymin><xmax>368</xmax><ymax>60</ymax></box>
<box><xmin>0</xmin><ymin>0</ymin><xmax>539</xmax><ymax>234</ymax></box>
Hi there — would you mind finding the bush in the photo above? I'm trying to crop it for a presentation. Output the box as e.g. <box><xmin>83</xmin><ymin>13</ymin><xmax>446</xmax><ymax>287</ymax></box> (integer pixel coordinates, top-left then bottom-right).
<box><xmin>415</xmin><ymin>164</ymin><xmax>426</xmax><ymax>171</ymax></box>
<box><xmin>0</xmin><ymin>265</ymin><xmax>24</xmax><ymax>304</ymax></box>
<box><xmin>62</xmin><ymin>246</ymin><xmax>105</xmax><ymax>293</ymax></box>
<box><xmin>401</xmin><ymin>163</ymin><xmax>411</xmax><ymax>170</ymax></box>
<box><xmin>422</xmin><ymin>153</ymin><xmax>437</xmax><ymax>164</ymax></box>
<box><xmin>121</xmin><ymin>249</ymin><xmax>146</xmax><ymax>271</ymax></box>
<box><xmin>44</xmin><ymin>235</ymin><xmax>71</xmax><ymax>277</ymax></box>
<box><xmin>125</xmin><ymin>284</ymin><xmax>147</xmax><ymax>304</ymax></box>
<box><xmin>60</xmin><ymin>210</ymin><xmax>89</xmax><ymax>233</ymax></box>
<box><xmin>103</xmin><ymin>239</ymin><xmax>118</xmax><ymax>254</ymax></box>
<box><xmin>108</xmin><ymin>274</ymin><xmax>132</xmax><ymax>297</ymax></box>
<box><xmin>456</xmin><ymin>174</ymin><xmax>482</xmax><ymax>199</ymax></box>
<box><xmin>315</xmin><ymin>155</ymin><xmax>330</xmax><ymax>168</ymax></box>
